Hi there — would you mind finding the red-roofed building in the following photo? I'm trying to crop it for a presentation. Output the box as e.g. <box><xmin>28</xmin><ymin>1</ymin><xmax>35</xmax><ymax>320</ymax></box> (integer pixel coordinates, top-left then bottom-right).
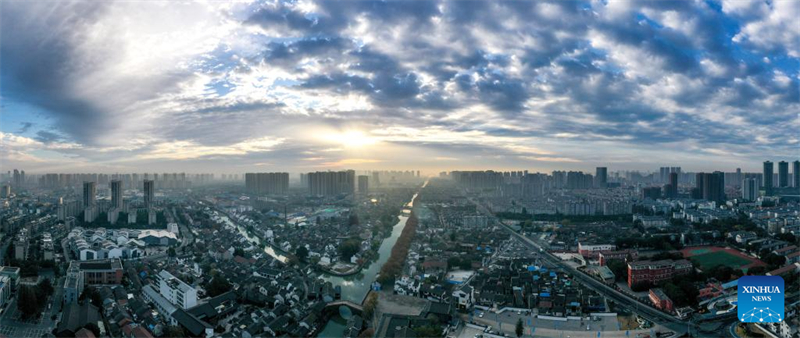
<box><xmin>598</xmin><ymin>250</ymin><xmax>638</xmax><ymax>266</ymax></box>
<box><xmin>421</xmin><ymin>260</ymin><xmax>447</xmax><ymax>273</ymax></box>
<box><xmin>786</xmin><ymin>251</ymin><xmax>800</xmax><ymax>264</ymax></box>
<box><xmin>131</xmin><ymin>326</ymin><xmax>154</xmax><ymax>338</ymax></box>
<box><xmin>75</xmin><ymin>328</ymin><xmax>96</xmax><ymax>338</ymax></box>
<box><xmin>772</xmin><ymin>245</ymin><xmax>798</xmax><ymax>256</ymax></box>
<box><xmin>698</xmin><ymin>282</ymin><xmax>724</xmax><ymax>300</ymax></box>
<box><xmin>766</xmin><ymin>263</ymin><xmax>800</xmax><ymax>277</ymax></box>
<box><xmin>627</xmin><ymin>259</ymin><xmax>692</xmax><ymax>287</ymax></box>
<box><xmin>649</xmin><ymin>288</ymin><xmax>674</xmax><ymax>313</ymax></box>
<box><xmin>578</xmin><ymin>242</ymin><xmax>616</xmax><ymax>258</ymax></box>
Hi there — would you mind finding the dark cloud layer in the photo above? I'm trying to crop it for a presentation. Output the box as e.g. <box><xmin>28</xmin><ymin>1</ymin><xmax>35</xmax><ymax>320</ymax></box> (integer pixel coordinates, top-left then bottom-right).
<box><xmin>1</xmin><ymin>0</ymin><xmax>798</xmax><ymax>171</ymax></box>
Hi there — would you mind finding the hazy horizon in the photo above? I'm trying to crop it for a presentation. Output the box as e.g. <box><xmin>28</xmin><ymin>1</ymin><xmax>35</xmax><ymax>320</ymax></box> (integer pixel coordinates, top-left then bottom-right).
<box><xmin>2</xmin><ymin>0</ymin><xmax>798</xmax><ymax>174</ymax></box>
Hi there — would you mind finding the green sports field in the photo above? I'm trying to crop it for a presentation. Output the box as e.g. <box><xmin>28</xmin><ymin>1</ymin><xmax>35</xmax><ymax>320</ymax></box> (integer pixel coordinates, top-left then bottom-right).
<box><xmin>690</xmin><ymin>251</ymin><xmax>752</xmax><ymax>270</ymax></box>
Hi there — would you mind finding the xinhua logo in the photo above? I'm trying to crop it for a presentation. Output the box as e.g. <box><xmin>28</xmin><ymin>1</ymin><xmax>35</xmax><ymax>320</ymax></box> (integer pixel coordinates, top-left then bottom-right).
<box><xmin>738</xmin><ymin>276</ymin><xmax>784</xmax><ymax>323</ymax></box>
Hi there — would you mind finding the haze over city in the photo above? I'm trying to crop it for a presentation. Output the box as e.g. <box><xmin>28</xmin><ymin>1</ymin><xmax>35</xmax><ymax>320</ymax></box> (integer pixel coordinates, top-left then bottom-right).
<box><xmin>1</xmin><ymin>0</ymin><xmax>798</xmax><ymax>174</ymax></box>
<box><xmin>2</xmin><ymin>1</ymin><xmax>800</xmax><ymax>338</ymax></box>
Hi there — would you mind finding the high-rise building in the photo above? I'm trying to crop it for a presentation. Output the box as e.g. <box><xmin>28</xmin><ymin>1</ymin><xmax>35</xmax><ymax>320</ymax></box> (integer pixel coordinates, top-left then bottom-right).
<box><xmin>307</xmin><ymin>170</ymin><xmax>356</xmax><ymax>196</ymax></box>
<box><xmin>245</xmin><ymin>172</ymin><xmax>289</xmax><ymax>195</ymax></box>
<box><xmin>111</xmin><ymin>180</ymin><xmax>123</xmax><ymax>210</ymax></box>
<box><xmin>701</xmin><ymin>171</ymin><xmax>725</xmax><ymax>203</ymax></box>
<box><xmin>1</xmin><ymin>184</ymin><xmax>9</xmax><ymax>198</ymax></box>
<box><xmin>742</xmin><ymin>178</ymin><xmax>758</xmax><ymax>201</ymax></box>
<box><xmin>82</xmin><ymin>182</ymin><xmax>96</xmax><ymax>208</ymax></box>
<box><xmin>642</xmin><ymin>187</ymin><xmax>661</xmax><ymax>200</ymax></box>
<box><xmin>357</xmin><ymin>175</ymin><xmax>369</xmax><ymax>194</ymax></box>
<box><xmin>735</xmin><ymin>168</ymin><xmax>742</xmax><ymax>186</ymax></box>
<box><xmin>143</xmin><ymin>180</ymin><xmax>155</xmax><ymax>209</ymax></box>
<box><xmin>82</xmin><ymin>181</ymin><xmax>97</xmax><ymax>223</ymax></box>
<box><xmin>595</xmin><ymin>167</ymin><xmax>608</xmax><ymax>188</ymax></box>
<box><xmin>371</xmin><ymin>171</ymin><xmax>380</xmax><ymax>188</ymax></box>
<box><xmin>763</xmin><ymin>161</ymin><xmax>774</xmax><ymax>196</ymax></box>
<box><xmin>565</xmin><ymin>171</ymin><xmax>593</xmax><ymax>189</ymax></box>
<box><xmin>778</xmin><ymin>161</ymin><xmax>789</xmax><ymax>188</ymax></box>
<box><xmin>692</xmin><ymin>173</ymin><xmax>705</xmax><ymax>199</ymax></box>
<box><xmin>659</xmin><ymin>167</ymin><xmax>669</xmax><ymax>183</ymax></box>
<box><xmin>794</xmin><ymin>161</ymin><xmax>800</xmax><ymax>190</ymax></box>
<box><xmin>666</xmin><ymin>172</ymin><xmax>678</xmax><ymax>198</ymax></box>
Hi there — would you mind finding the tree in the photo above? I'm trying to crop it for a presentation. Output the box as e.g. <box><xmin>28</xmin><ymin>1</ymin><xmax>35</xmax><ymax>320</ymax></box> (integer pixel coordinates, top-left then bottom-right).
<box><xmin>606</xmin><ymin>259</ymin><xmax>628</xmax><ymax>282</ymax></box>
<box><xmin>412</xmin><ymin>326</ymin><xmax>441</xmax><ymax>338</ymax></box>
<box><xmin>83</xmin><ymin>323</ymin><xmax>101</xmax><ymax>337</ymax></box>
<box><xmin>516</xmin><ymin>318</ymin><xmax>524</xmax><ymax>338</ymax></box>
<box><xmin>38</xmin><ymin>278</ymin><xmax>54</xmax><ymax>297</ymax></box>
<box><xmin>206</xmin><ymin>275</ymin><xmax>232</xmax><ymax>297</ymax></box>
<box><xmin>295</xmin><ymin>246</ymin><xmax>309</xmax><ymax>263</ymax></box>
<box><xmin>775</xmin><ymin>233</ymin><xmax>796</xmax><ymax>243</ymax></box>
<box><xmin>338</xmin><ymin>239</ymin><xmax>361</xmax><ymax>261</ymax></box>
<box><xmin>363</xmin><ymin>293</ymin><xmax>379</xmax><ymax>319</ymax></box>
<box><xmin>748</xmin><ymin>266</ymin><xmax>768</xmax><ymax>275</ymax></box>
<box><xmin>358</xmin><ymin>328</ymin><xmax>375</xmax><ymax>338</ymax></box>
<box><xmin>234</xmin><ymin>247</ymin><xmax>245</xmax><ymax>257</ymax></box>
<box><xmin>17</xmin><ymin>285</ymin><xmax>40</xmax><ymax>318</ymax></box>
<box><xmin>168</xmin><ymin>247</ymin><xmax>177</xmax><ymax>257</ymax></box>
<box><xmin>649</xmin><ymin>252</ymin><xmax>683</xmax><ymax>261</ymax></box>
<box><xmin>162</xmin><ymin>326</ymin><xmax>186</xmax><ymax>337</ymax></box>
<box><xmin>348</xmin><ymin>213</ymin><xmax>360</xmax><ymax>227</ymax></box>
<box><xmin>762</xmin><ymin>253</ymin><xmax>786</xmax><ymax>269</ymax></box>
<box><xmin>79</xmin><ymin>286</ymin><xmax>103</xmax><ymax>308</ymax></box>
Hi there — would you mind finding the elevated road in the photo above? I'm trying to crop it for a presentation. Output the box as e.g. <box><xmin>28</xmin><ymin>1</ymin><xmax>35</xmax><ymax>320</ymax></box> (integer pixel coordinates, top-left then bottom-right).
<box><xmin>500</xmin><ymin>223</ymin><xmax>690</xmax><ymax>335</ymax></box>
<box><xmin>464</xmin><ymin>196</ymin><xmax>718</xmax><ymax>336</ymax></box>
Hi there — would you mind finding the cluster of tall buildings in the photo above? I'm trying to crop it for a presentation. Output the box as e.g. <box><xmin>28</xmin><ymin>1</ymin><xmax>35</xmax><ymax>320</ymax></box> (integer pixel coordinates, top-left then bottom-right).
<box><xmin>357</xmin><ymin>175</ymin><xmax>369</xmax><ymax>195</ymax></box>
<box><xmin>306</xmin><ymin>170</ymin><xmax>356</xmax><ymax>196</ymax></box>
<box><xmin>10</xmin><ymin>169</ymin><xmax>25</xmax><ymax>188</ymax></box>
<box><xmin>692</xmin><ymin>172</ymin><xmax>725</xmax><ymax>203</ymax></box>
<box><xmin>451</xmin><ymin>169</ymin><xmax>609</xmax><ymax>194</ymax></box>
<box><xmin>761</xmin><ymin>160</ymin><xmax>800</xmax><ymax>197</ymax></box>
<box><xmin>658</xmin><ymin>167</ymin><xmax>681</xmax><ymax>183</ymax></box>
<box><xmin>77</xmin><ymin>179</ymin><xmax>156</xmax><ymax>224</ymax></box>
<box><xmin>663</xmin><ymin>172</ymin><xmax>679</xmax><ymax>199</ymax></box>
<box><xmin>244</xmin><ymin>171</ymin><xmax>379</xmax><ymax>197</ymax></box>
<box><xmin>27</xmin><ymin>172</ymin><xmax>227</xmax><ymax>190</ymax></box>
<box><xmin>244</xmin><ymin>172</ymin><xmax>289</xmax><ymax>195</ymax></box>
<box><xmin>642</xmin><ymin>160</ymin><xmax>799</xmax><ymax>202</ymax></box>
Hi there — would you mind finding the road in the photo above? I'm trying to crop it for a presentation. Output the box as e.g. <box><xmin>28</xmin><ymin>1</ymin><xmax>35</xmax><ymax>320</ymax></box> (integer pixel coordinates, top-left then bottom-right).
<box><xmin>465</xmin><ymin>196</ymin><xmax>715</xmax><ymax>336</ymax></box>
<box><xmin>0</xmin><ymin>277</ymin><xmax>64</xmax><ymax>338</ymax></box>
<box><xmin>501</xmin><ymin>225</ymin><xmax>690</xmax><ymax>334</ymax></box>
<box><xmin>466</xmin><ymin>314</ymin><xmax>667</xmax><ymax>338</ymax></box>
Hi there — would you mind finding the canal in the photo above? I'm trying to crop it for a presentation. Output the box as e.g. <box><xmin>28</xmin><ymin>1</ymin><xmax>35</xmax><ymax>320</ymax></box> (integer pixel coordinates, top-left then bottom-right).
<box><xmin>318</xmin><ymin>182</ymin><xmax>425</xmax><ymax>337</ymax></box>
<box><xmin>222</xmin><ymin>214</ymin><xmax>290</xmax><ymax>264</ymax></box>
<box><xmin>225</xmin><ymin>181</ymin><xmax>426</xmax><ymax>337</ymax></box>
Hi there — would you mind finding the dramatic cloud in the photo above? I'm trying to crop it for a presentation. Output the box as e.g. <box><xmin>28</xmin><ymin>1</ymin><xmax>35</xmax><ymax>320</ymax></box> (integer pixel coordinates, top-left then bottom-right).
<box><xmin>1</xmin><ymin>0</ymin><xmax>798</xmax><ymax>174</ymax></box>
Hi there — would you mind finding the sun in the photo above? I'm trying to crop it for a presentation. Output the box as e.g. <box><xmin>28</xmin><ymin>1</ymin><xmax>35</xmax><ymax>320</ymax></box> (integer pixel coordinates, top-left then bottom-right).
<box><xmin>327</xmin><ymin>130</ymin><xmax>378</xmax><ymax>148</ymax></box>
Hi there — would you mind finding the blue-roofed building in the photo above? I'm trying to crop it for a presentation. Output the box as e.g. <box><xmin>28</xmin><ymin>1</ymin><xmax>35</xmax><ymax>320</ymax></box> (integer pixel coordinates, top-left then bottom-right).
<box><xmin>721</xmin><ymin>279</ymin><xmax>738</xmax><ymax>290</ymax></box>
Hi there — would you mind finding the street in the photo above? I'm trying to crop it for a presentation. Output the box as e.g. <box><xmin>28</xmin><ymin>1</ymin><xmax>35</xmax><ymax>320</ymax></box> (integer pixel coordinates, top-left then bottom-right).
<box><xmin>0</xmin><ymin>277</ymin><xmax>63</xmax><ymax>338</ymax></box>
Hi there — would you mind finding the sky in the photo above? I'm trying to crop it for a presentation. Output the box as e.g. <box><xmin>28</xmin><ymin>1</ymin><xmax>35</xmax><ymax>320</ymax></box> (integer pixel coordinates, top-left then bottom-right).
<box><xmin>0</xmin><ymin>0</ymin><xmax>798</xmax><ymax>175</ymax></box>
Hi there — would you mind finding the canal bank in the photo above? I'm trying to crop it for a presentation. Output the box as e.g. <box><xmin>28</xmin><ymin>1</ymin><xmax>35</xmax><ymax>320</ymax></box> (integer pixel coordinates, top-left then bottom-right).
<box><xmin>220</xmin><ymin>213</ymin><xmax>290</xmax><ymax>263</ymax></box>
<box><xmin>318</xmin><ymin>181</ymin><xmax>426</xmax><ymax>337</ymax></box>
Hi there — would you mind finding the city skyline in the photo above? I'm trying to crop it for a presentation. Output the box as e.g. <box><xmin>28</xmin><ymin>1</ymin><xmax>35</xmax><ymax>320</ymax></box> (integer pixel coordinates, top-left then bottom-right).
<box><xmin>3</xmin><ymin>160</ymin><xmax>800</xmax><ymax>176</ymax></box>
<box><xmin>2</xmin><ymin>0</ymin><xmax>799</xmax><ymax>174</ymax></box>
